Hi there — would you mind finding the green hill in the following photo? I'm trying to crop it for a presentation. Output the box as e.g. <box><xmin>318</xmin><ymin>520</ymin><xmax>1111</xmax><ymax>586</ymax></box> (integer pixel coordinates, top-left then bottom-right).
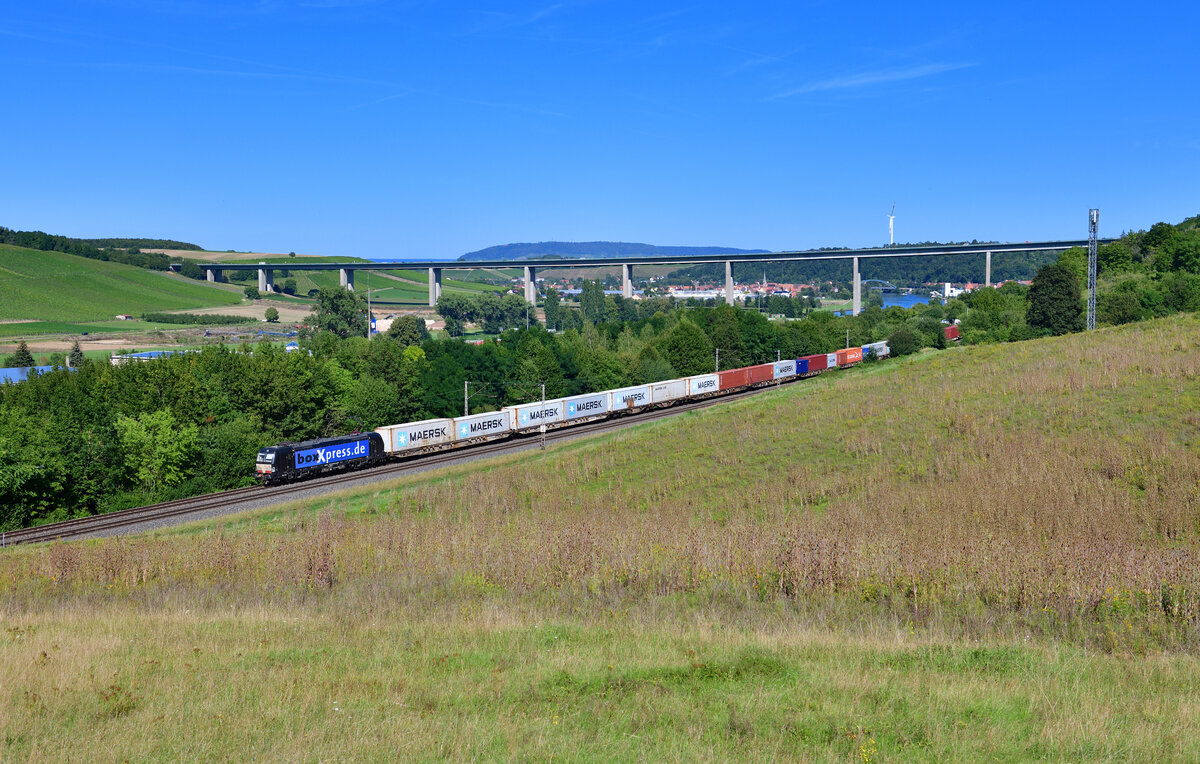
<box><xmin>459</xmin><ymin>240</ymin><xmax>769</xmax><ymax>261</ymax></box>
<box><xmin>0</xmin><ymin>243</ymin><xmax>242</xmax><ymax>321</ymax></box>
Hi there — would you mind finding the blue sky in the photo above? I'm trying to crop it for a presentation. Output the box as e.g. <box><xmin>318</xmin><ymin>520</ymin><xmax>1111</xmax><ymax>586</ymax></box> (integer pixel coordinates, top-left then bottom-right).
<box><xmin>3</xmin><ymin>1</ymin><xmax>1197</xmax><ymax>259</ymax></box>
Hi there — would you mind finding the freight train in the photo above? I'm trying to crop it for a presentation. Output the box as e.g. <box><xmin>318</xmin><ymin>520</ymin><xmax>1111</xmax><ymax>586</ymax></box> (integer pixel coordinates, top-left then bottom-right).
<box><xmin>255</xmin><ymin>341</ymin><xmax>889</xmax><ymax>484</ymax></box>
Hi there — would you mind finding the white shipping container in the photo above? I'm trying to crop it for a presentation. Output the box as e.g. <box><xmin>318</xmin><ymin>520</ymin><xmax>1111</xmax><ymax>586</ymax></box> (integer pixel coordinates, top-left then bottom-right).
<box><xmin>507</xmin><ymin>399</ymin><xmax>566</xmax><ymax>431</ymax></box>
<box><xmin>376</xmin><ymin>417</ymin><xmax>454</xmax><ymax>454</ymax></box>
<box><xmin>650</xmin><ymin>379</ymin><xmax>688</xmax><ymax>404</ymax></box>
<box><xmin>452</xmin><ymin>411</ymin><xmax>510</xmax><ymax>442</ymax></box>
<box><xmin>773</xmin><ymin>360</ymin><xmax>797</xmax><ymax>379</ymax></box>
<box><xmin>687</xmin><ymin>374</ymin><xmax>720</xmax><ymax>396</ymax></box>
<box><xmin>609</xmin><ymin>385</ymin><xmax>651</xmax><ymax>411</ymax></box>
<box><xmin>826</xmin><ymin>353</ymin><xmax>838</xmax><ymax>368</ymax></box>
<box><xmin>564</xmin><ymin>392</ymin><xmax>609</xmax><ymax>420</ymax></box>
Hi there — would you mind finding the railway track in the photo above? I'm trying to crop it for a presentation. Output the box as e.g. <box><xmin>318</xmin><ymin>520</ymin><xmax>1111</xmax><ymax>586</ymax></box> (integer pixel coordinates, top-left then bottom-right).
<box><xmin>0</xmin><ymin>384</ymin><xmax>776</xmax><ymax>547</ymax></box>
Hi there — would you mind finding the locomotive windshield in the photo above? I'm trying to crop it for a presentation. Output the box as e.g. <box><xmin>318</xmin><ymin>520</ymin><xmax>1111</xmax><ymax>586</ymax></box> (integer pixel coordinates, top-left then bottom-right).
<box><xmin>257</xmin><ymin>450</ymin><xmax>275</xmax><ymax>462</ymax></box>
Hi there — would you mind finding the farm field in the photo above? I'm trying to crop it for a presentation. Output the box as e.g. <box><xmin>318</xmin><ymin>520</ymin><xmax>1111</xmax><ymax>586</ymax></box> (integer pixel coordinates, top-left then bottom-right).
<box><xmin>0</xmin><ymin>244</ymin><xmax>242</xmax><ymax>322</ymax></box>
<box><xmin>3</xmin><ymin>315</ymin><xmax>1200</xmax><ymax>759</ymax></box>
<box><xmin>220</xmin><ymin>257</ymin><xmax>502</xmax><ymax>301</ymax></box>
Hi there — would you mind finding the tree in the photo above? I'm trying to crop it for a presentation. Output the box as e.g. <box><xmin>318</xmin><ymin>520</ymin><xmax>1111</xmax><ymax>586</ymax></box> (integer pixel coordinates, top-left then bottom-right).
<box><xmin>1142</xmin><ymin>222</ymin><xmax>1175</xmax><ymax>250</ymax></box>
<box><xmin>386</xmin><ymin>315</ymin><xmax>430</xmax><ymax>346</ymax></box>
<box><xmin>506</xmin><ymin>332</ymin><xmax>566</xmax><ymax>404</ymax></box>
<box><xmin>243</xmin><ymin>286</ymin><xmax>261</xmax><ymax>300</ymax></box>
<box><xmin>1098</xmin><ymin>289</ymin><xmax>1143</xmax><ymax>325</ymax></box>
<box><xmin>1098</xmin><ymin>242</ymin><xmax>1133</xmax><ymax>275</ymax></box>
<box><xmin>658</xmin><ymin>320</ymin><xmax>714</xmax><ymax>376</ymax></box>
<box><xmin>543</xmin><ymin>287</ymin><xmax>562</xmax><ymax>330</ymax></box>
<box><xmin>1056</xmin><ymin>247</ymin><xmax>1088</xmax><ymax>285</ymax></box>
<box><xmin>264</xmin><ymin>307</ymin><xmax>280</xmax><ymax>323</ymax></box>
<box><xmin>1163</xmin><ymin>231</ymin><xmax>1200</xmax><ymax>273</ymax></box>
<box><xmin>180</xmin><ymin>262</ymin><xmax>205</xmax><ymax>280</ymax></box>
<box><xmin>887</xmin><ymin>326</ymin><xmax>920</xmax><ymax>356</ymax></box>
<box><xmin>1027</xmin><ymin>263</ymin><xmax>1084</xmax><ymax>336</ymax></box>
<box><xmin>11</xmin><ymin>340</ymin><xmax>34</xmax><ymax>367</ymax></box>
<box><xmin>705</xmin><ymin>306</ymin><xmax>746</xmax><ymax>368</ymax></box>
<box><xmin>579</xmin><ymin>280</ymin><xmax>605</xmax><ymax>324</ymax></box>
<box><xmin>282</xmin><ymin>278</ymin><xmax>298</xmax><ymax>295</ymax></box>
<box><xmin>69</xmin><ymin>341</ymin><xmax>85</xmax><ymax>368</ymax></box>
<box><xmin>1163</xmin><ymin>273</ymin><xmax>1200</xmax><ymax>312</ymax></box>
<box><xmin>442</xmin><ymin>316</ymin><xmax>464</xmax><ymax>337</ymax></box>
<box><xmin>435</xmin><ymin>293</ymin><xmax>473</xmax><ymax>331</ymax></box>
<box><xmin>311</xmin><ymin>286</ymin><xmax>369</xmax><ymax>339</ymax></box>
<box><xmin>114</xmin><ymin>409</ymin><xmax>199</xmax><ymax>494</ymax></box>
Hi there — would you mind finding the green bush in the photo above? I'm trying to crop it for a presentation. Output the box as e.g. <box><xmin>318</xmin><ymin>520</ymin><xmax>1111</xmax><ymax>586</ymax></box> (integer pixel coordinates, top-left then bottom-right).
<box><xmin>887</xmin><ymin>327</ymin><xmax>920</xmax><ymax>356</ymax></box>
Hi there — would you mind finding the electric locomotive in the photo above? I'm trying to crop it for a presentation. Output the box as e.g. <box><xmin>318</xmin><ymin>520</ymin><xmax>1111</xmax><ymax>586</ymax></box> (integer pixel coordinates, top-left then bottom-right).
<box><xmin>255</xmin><ymin>432</ymin><xmax>386</xmax><ymax>485</ymax></box>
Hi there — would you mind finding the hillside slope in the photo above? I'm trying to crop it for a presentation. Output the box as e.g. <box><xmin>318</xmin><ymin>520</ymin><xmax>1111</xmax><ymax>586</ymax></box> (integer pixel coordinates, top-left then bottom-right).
<box><xmin>3</xmin><ymin>316</ymin><xmax>1200</xmax><ymax>760</ymax></box>
<box><xmin>0</xmin><ymin>244</ymin><xmax>242</xmax><ymax>321</ymax></box>
<box><xmin>459</xmin><ymin>240</ymin><xmax>769</xmax><ymax>261</ymax></box>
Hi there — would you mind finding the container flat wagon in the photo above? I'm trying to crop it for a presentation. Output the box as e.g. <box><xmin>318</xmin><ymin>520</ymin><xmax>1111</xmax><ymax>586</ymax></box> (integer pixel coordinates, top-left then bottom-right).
<box><xmin>610</xmin><ymin>385</ymin><xmax>652</xmax><ymax>412</ymax></box>
<box><xmin>718</xmin><ymin>367</ymin><xmax>751</xmax><ymax>391</ymax></box>
<box><xmin>747</xmin><ymin>363</ymin><xmax>775</xmax><ymax>386</ymax></box>
<box><xmin>506</xmin><ymin>399</ymin><xmax>566</xmax><ymax>431</ymax></box>
<box><xmin>836</xmin><ymin>347</ymin><xmax>863</xmax><ymax>367</ymax></box>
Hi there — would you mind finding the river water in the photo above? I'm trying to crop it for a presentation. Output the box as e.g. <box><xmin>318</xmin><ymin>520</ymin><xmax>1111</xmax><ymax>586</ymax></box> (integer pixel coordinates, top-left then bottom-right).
<box><xmin>831</xmin><ymin>292</ymin><xmax>937</xmax><ymax>315</ymax></box>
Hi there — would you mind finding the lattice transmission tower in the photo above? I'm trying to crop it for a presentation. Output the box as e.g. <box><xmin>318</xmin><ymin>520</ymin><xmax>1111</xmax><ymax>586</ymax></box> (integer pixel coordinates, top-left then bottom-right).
<box><xmin>1087</xmin><ymin>209</ymin><xmax>1099</xmax><ymax>330</ymax></box>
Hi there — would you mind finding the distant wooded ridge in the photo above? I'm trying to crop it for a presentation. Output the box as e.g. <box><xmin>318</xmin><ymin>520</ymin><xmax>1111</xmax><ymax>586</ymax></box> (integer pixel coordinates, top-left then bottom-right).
<box><xmin>457</xmin><ymin>241</ymin><xmax>771</xmax><ymax>261</ymax></box>
<box><xmin>0</xmin><ymin>227</ymin><xmax>203</xmax><ymax>252</ymax></box>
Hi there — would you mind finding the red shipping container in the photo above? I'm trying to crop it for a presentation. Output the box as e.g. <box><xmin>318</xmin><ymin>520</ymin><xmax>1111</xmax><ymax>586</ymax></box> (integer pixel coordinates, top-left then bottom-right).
<box><xmin>748</xmin><ymin>363</ymin><xmax>775</xmax><ymax>385</ymax></box>
<box><xmin>835</xmin><ymin>347</ymin><xmax>863</xmax><ymax>367</ymax></box>
<box><xmin>944</xmin><ymin>325</ymin><xmax>961</xmax><ymax>341</ymax></box>
<box><xmin>802</xmin><ymin>354</ymin><xmax>828</xmax><ymax>373</ymax></box>
<box><xmin>717</xmin><ymin>367</ymin><xmax>751</xmax><ymax>391</ymax></box>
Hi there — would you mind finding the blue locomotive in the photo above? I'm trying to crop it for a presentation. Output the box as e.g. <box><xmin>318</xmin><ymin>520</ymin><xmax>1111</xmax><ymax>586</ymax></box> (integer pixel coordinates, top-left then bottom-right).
<box><xmin>255</xmin><ymin>432</ymin><xmax>386</xmax><ymax>485</ymax></box>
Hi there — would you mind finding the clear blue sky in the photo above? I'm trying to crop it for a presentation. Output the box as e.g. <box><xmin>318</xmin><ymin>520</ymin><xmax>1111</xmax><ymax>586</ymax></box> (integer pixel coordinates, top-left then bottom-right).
<box><xmin>4</xmin><ymin>1</ymin><xmax>1197</xmax><ymax>259</ymax></box>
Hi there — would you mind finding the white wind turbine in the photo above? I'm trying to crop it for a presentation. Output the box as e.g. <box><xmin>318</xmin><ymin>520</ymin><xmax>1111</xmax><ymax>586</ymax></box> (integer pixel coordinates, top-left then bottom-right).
<box><xmin>888</xmin><ymin>203</ymin><xmax>896</xmax><ymax>246</ymax></box>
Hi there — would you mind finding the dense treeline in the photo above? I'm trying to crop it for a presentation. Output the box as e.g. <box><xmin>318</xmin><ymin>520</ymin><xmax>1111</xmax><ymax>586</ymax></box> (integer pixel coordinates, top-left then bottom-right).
<box><xmin>0</xmin><ymin>226</ymin><xmax>176</xmax><ymax>270</ymax></box>
<box><xmin>0</xmin><ymin>294</ymin><xmax>948</xmax><ymax>530</ymax></box>
<box><xmin>956</xmin><ymin>217</ymin><xmax>1200</xmax><ymax>342</ymax></box>
<box><xmin>141</xmin><ymin>312</ymin><xmax>260</xmax><ymax>325</ymax></box>
<box><xmin>79</xmin><ymin>237</ymin><xmax>202</xmax><ymax>250</ymax></box>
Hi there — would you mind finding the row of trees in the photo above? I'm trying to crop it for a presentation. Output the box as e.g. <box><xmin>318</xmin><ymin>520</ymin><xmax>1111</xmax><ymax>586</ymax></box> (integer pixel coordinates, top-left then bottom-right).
<box><xmin>0</xmin><ymin>226</ymin><xmax>176</xmax><ymax>271</ymax></box>
<box><xmin>0</xmin><ymin>292</ymin><xmax>948</xmax><ymax>529</ymax></box>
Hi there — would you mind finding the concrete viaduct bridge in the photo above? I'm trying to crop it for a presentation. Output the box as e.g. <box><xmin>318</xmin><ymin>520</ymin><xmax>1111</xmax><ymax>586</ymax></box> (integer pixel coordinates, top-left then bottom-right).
<box><xmin>205</xmin><ymin>239</ymin><xmax>1101</xmax><ymax>316</ymax></box>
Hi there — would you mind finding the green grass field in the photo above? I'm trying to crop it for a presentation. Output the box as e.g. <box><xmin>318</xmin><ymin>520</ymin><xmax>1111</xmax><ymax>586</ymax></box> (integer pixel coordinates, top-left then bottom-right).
<box><xmin>3</xmin><ymin>315</ymin><xmax>1200</xmax><ymax>759</ymax></box>
<box><xmin>0</xmin><ymin>245</ymin><xmax>243</xmax><ymax>322</ymax></box>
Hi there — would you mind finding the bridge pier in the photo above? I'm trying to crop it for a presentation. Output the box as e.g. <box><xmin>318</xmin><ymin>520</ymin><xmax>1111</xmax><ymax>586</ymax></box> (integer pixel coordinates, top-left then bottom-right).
<box><xmin>428</xmin><ymin>267</ymin><xmax>442</xmax><ymax>306</ymax></box>
<box><xmin>258</xmin><ymin>262</ymin><xmax>275</xmax><ymax>293</ymax></box>
<box><xmin>523</xmin><ymin>266</ymin><xmax>537</xmax><ymax>305</ymax></box>
<box><xmin>725</xmin><ymin>261</ymin><xmax>734</xmax><ymax>306</ymax></box>
<box><xmin>985</xmin><ymin>250</ymin><xmax>992</xmax><ymax>288</ymax></box>
<box><xmin>851</xmin><ymin>257</ymin><xmax>861</xmax><ymax>316</ymax></box>
<box><xmin>205</xmin><ymin>268</ymin><xmax>223</xmax><ymax>283</ymax></box>
<box><xmin>621</xmin><ymin>263</ymin><xmax>633</xmax><ymax>298</ymax></box>
<box><xmin>339</xmin><ymin>268</ymin><xmax>354</xmax><ymax>291</ymax></box>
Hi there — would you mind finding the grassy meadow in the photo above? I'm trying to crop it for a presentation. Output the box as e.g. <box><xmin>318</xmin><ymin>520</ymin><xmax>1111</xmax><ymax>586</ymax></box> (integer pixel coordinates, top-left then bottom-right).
<box><xmin>0</xmin><ymin>244</ymin><xmax>243</xmax><ymax>322</ymax></box>
<box><xmin>3</xmin><ymin>314</ymin><xmax>1200</xmax><ymax>760</ymax></box>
